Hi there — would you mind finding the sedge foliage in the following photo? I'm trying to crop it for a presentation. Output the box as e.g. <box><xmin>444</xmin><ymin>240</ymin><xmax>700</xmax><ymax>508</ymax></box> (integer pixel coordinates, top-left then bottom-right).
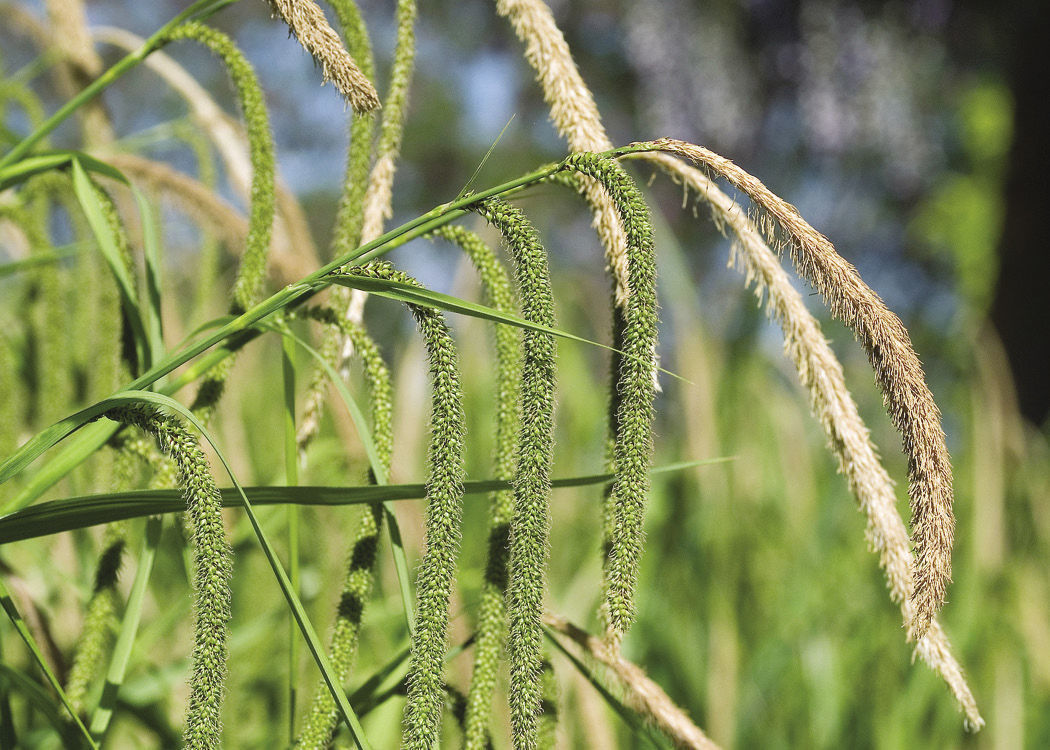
<box><xmin>3</xmin><ymin>0</ymin><xmax>1031</xmax><ymax>747</ymax></box>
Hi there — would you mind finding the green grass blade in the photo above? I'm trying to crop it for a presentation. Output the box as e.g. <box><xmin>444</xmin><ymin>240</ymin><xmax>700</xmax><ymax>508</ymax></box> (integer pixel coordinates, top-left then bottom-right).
<box><xmin>0</xmin><ymin>639</ymin><xmax>18</xmax><ymax>747</ymax></box>
<box><xmin>0</xmin><ymin>150</ymin><xmax>125</xmax><ymax>191</ymax></box>
<box><xmin>131</xmin><ymin>185</ymin><xmax>165</xmax><ymax>369</ymax></box>
<box><xmin>274</xmin><ymin>325</ymin><xmax>417</xmax><ymax>636</ymax></box>
<box><xmin>131</xmin><ymin>395</ymin><xmax>372</xmax><ymax>750</ymax></box>
<box><xmin>2</xmin><ymin>389</ymin><xmax>372</xmax><ymax>745</ymax></box>
<box><xmin>328</xmin><ymin>274</ymin><xmax>689</xmax><ymax>385</ymax></box>
<box><xmin>88</xmin><ymin>515</ymin><xmax>164</xmax><ymax>740</ymax></box>
<box><xmin>0</xmin><ymin>0</ymin><xmax>240</xmax><ymax>170</ymax></box>
<box><xmin>0</xmin><ymin>460</ymin><xmax>732</xmax><ymax>544</ymax></box>
<box><xmin>70</xmin><ymin>158</ymin><xmax>149</xmax><ymax>370</ymax></box>
<box><xmin>0</xmin><ymin>577</ymin><xmax>98</xmax><ymax>748</ymax></box>
<box><xmin>0</xmin><ymin>241</ymin><xmax>87</xmax><ymax>277</ymax></box>
<box><xmin>0</xmin><ymin>664</ymin><xmax>85</xmax><ymax>748</ymax></box>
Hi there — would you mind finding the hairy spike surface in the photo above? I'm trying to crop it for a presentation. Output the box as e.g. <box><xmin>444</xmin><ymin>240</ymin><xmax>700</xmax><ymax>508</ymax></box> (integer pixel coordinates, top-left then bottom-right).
<box><xmin>562</xmin><ymin>154</ymin><xmax>658</xmax><ymax>641</ymax></box>
<box><xmin>165</xmin><ymin>21</ymin><xmax>276</xmax><ymax>419</ymax></box>
<box><xmin>265</xmin><ymin>0</ymin><xmax>380</xmax><ymax>113</ymax></box>
<box><xmin>294</xmin><ymin>0</ymin><xmax>376</xmax><ymax>463</ymax></box>
<box><xmin>107</xmin><ymin>405</ymin><xmax>233</xmax><ymax>749</ymax></box>
<box><xmin>333</xmin><ymin>262</ymin><xmax>465</xmax><ymax>750</ymax></box>
<box><xmin>65</xmin><ymin>520</ymin><xmax>126</xmax><ymax>713</ymax></box>
<box><xmin>639</xmin><ymin>150</ymin><xmax>982</xmax><ymax>729</ymax></box>
<box><xmin>2</xmin><ymin>199</ymin><xmax>70</xmax><ymax>426</ymax></box>
<box><xmin>492</xmin><ymin>0</ymin><xmax>630</xmax><ymax>306</ymax></box>
<box><xmin>429</xmin><ymin>224</ymin><xmax>522</xmax><ymax>749</ymax></box>
<box><xmin>165</xmin><ymin>21</ymin><xmax>275</xmax><ymax>314</ymax></box>
<box><xmin>470</xmin><ymin>197</ymin><xmax>556</xmax><ymax>750</ymax></box>
<box><xmin>638</xmin><ymin>138</ymin><xmax>954</xmax><ymax>641</ymax></box>
<box><xmin>295</xmin><ymin>310</ymin><xmax>394</xmax><ymax>750</ymax></box>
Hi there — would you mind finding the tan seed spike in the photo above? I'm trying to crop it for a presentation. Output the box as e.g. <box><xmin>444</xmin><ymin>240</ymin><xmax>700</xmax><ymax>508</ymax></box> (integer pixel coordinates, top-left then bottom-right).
<box><xmin>636</xmin><ymin>151</ymin><xmax>981</xmax><ymax>729</ymax></box>
<box><xmin>640</xmin><ymin>139</ymin><xmax>955</xmax><ymax>642</ymax></box>
<box><xmin>545</xmin><ymin>614</ymin><xmax>720</xmax><ymax>749</ymax></box>
<box><xmin>266</xmin><ymin>0</ymin><xmax>380</xmax><ymax>113</ymax></box>
<box><xmin>494</xmin><ymin>0</ymin><xmax>631</xmax><ymax>305</ymax></box>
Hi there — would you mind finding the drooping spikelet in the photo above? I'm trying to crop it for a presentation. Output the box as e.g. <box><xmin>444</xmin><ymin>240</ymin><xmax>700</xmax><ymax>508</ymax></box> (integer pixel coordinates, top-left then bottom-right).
<box><xmin>165</xmin><ymin>22</ymin><xmax>277</xmax><ymax>422</ymax></box>
<box><xmin>635</xmin><ymin>138</ymin><xmax>954</xmax><ymax>641</ymax></box>
<box><xmin>561</xmin><ymin>154</ymin><xmax>658</xmax><ymax>642</ymax></box>
<box><xmin>294</xmin><ymin>309</ymin><xmax>394</xmax><ymax>750</ymax></box>
<box><xmin>634</xmin><ymin>150</ymin><xmax>982</xmax><ymax>729</ymax></box>
<box><xmin>335</xmin><ymin>0</ymin><xmax>417</xmax><ymax>357</ymax></box>
<box><xmin>65</xmin><ymin>520</ymin><xmax>126</xmax><ymax>713</ymax></box>
<box><xmin>492</xmin><ymin>0</ymin><xmax>630</xmax><ymax>305</ymax></box>
<box><xmin>331</xmin><ymin>262</ymin><xmax>465</xmax><ymax>750</ymax></box>
<box><xmin>327</xmin><ymin>0</ymin><xmax>377</xmax><ymax>259</ymax></box>
<box><xmin>429</xmin><ymin>224</ymin><xmax>522</xmax><ymax>749</ymax></box>
<box><xmin>294</xmin><ymin>0</ymin><xmax>378</xmax><ymax>461</ymax></box>
<box><xmin>165</xmin><ymin>21</ymin><xmax>276</xmax><ymax>314</ymax></box>
<box><xmin>264</xmin><ymin>0</ymin><xmax>380</xmax><ymax>113</ymax></box>
<box><xmin>107</xmin><ymin>405</ymin><xmax>233</xmax><ymax>749</ymax></box>
<box><xmin>470</xmin><ymin>197</ymin><xmax>556</xmax><ymax>750</ymax></box>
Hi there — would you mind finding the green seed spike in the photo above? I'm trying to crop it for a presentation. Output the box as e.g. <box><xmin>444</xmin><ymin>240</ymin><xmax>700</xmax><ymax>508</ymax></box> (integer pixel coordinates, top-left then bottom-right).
<box><xmin>561</xmin><ymin>154</ymin><xmax>658</xmax><ymax>640</ymax></box>
<box><xmin>469</xmin><ymin>197</ymin><xmax>557</xmax><ymax>750</ymax></box>
<box><xmin>428</xmin><ymin>224</ymin><xmax>521</xmax><ymax>749</ymax></box>
<box><xmin>327</xmin><ymin>0</ymin><xmax>376</xmax><ymax>259</ymax></box>
<box><xmin>106</xmin><ymin>405</ymin><xmax>233</xmax><ymax>750</ymax></box>
<box><xmin>164</xmin><ymin>21</ymin><xmax>275</xmax><ymax>313</ymax></box>
<box><xmin>0</xmin><ymin>331</ymin><xmax>19</xmax><ymax>458</ymax></box>
<box><xmin>333</xmin><ymin>262</ymin><xmax>465</xmax><ymax>750</ymax></box>
<box><xmin>10</xmin><ymin>178</ymin><xmax>75</xmax><ymax>426</ymax></box>
<box><xmin>165</xmin><ymin>21</ymin><xmax>276</xmax><ymax>420</ymax></box>
<box><xmin>294</xmin><ymin>309</ymin><xmax>393</xmax><ymax>750</ymax></box>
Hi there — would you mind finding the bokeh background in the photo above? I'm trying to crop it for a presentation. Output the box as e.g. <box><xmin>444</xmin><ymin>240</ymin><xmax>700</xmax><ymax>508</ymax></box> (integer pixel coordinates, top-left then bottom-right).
<box><xmin>2</xmin><ymin>0</ymin><xmax>1048</xmax><ymax>747</ymax></box>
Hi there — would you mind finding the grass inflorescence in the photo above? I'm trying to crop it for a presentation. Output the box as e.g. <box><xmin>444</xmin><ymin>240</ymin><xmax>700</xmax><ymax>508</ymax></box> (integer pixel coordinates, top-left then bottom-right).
<box><xmin>429</xmin><ymin>223</ymin><xmax>522</xmax><ymax>748</ymax></box>
<box><xmin>470</xmin><ymin>196</ymin><xmax>557</xmax><ymax>749</ymax></box>
<box><xmin>562</xmin><ymin>153</ymin><xmax>659</xmax><ymax>641</ymax></box>
<box><xmin>332</xmin><ymin>262</ymin><xmax>466</xmax><ymax>749</ymax></box>
<box><xmin>105</xmin><ymin>405</ymin><xmax>233</xmax><ymax>749</ymax></box>
<box><xmin>295</xmin><ymin>309</ymin><xmax>394</xmax><ymax>749</ymax></box>
<box><xmin>0</xmin><ymin>0</ymin><xmax>995</xmax><ymax>745</ymax></box>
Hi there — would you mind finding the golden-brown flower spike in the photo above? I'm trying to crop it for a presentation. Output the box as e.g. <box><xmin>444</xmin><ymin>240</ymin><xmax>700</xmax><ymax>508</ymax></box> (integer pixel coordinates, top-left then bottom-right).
<box><xmin>544</xmin><ymin>614</ymin><xmax>720</xmax><ymax>749</ymax></box>
<box><xmin>637</xmin><ymin>151</ymin><xmax>982</xmax><ymax>730</ymax></box>
<box><xmin>636</xmin><ymin>138</ymin><xmax>955</xmax><ymax>641</ymax></box>
<box><xmin>265</xmin><ymin>0</ymin><xmax>380</xmax><ymax>113</ymax></box>
<box><xmin>493</xmin><ymin>0</ymin><xmax>630</xmax><ymax>306</ymax></box>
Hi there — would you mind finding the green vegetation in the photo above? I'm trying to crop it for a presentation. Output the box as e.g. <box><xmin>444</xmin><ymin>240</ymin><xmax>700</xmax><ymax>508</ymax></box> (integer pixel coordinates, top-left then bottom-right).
<box><xmin>1</xmin><ymin>0</ymin><xmax>1046</xmax><ymax>748</ymax></box>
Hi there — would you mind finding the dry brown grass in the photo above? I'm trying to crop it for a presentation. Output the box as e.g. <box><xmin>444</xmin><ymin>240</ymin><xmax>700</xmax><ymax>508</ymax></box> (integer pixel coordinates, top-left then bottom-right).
<box><xmin>634</xmin><ymin>151</ymin><xmax>981</xmax><ymax>729</ymax></box>
<box><xmin>265</xmin><ymin>0</ymin><xmax>380</xmax><ymax>113</ymax></box>
<box><xmin>544</xmin><ymin>614</ymin><xmax>720</xmax><ymax>749</ymax></box>
<box><xmin>494</xmin><ymin>0</ymin><xmax>630</xmax><ymax>306</ymax></box>
<box><xmin>636</xmin><ymin>139</ymin><xmax>955</xmax><ymax>643</ymax></box>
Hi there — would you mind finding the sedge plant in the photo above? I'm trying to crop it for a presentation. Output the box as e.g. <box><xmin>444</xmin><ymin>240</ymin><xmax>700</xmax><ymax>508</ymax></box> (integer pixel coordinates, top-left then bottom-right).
<box><xmin>0</xmin><ymin>0</ymin><xmax>994</xmax><ymax>747</ymax></box>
